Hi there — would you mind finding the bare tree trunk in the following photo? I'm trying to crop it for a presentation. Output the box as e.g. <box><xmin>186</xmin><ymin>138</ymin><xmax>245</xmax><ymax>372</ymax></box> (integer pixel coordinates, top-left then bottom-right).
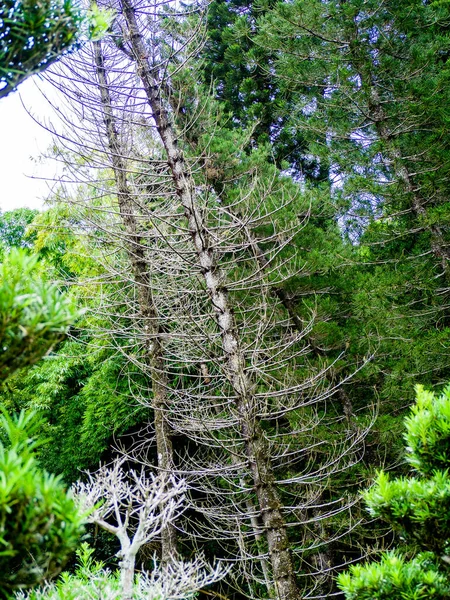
<box><xmin>119</xmin><ymin>549</ymin><xmax>137</xmax><ymax>600</ymax></box>
<box><xmin>172</xmin><ymin>98</ymin><xmax>355</xmax><ymax>435</ymax></box>
<box><xmin>244</xmin><ymin>490</ymin><xmax>274</xmax><ymax>597</ymax></box>
<box><xmin>118</xmin><ymin>3</ymin><xmax>301</xmax><ymax>598</ymax></box>
<box><xmin>93</xmin><ymin>39</ymin><xmax>178</xmax><ymax>562</ymax></box>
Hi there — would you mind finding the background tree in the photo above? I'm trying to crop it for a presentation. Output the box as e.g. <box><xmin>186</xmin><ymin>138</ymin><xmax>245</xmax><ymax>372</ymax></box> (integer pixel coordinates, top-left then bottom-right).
<box><xmin>0</xmin><ymin>0</ymin><xmax>113</xmax><ymax>98</ymax></box>
<box><xmin>201</xmin><ymin>0</ymin><xmax>319</xmax><ymax>177</ymax></box>
<box><xmin>0</xmin><ymin>204</ymin><xmax>151</xmax><ymax>480</ymax></box>
<box><xmin>253</xmin><ymin>0</ymin><xmax>450</xmax><ymax>403</ymax></box>
<box><xmin>0</xmin><ymin>209</ymin><xmax>38</xmax><ymax>254</ymax></box>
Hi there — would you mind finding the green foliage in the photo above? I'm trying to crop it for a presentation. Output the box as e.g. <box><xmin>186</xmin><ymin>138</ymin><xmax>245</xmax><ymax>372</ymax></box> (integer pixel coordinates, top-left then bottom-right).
<box><xmin>201</xmin><ymin>0</ymin><xmax>318</xmax><ymax>175</ymax></box>
<box><xmin>86</xmin><ymin>4</ymin><xmax>115</xmax><ymax>42</ymax></box>
<box><xmin>338</xmin><ymin>385</ymin><xmax>450</xmax><ymax>599</ymax></box>
<box><xmin>0</xmin><ymin>204</ymin><xmax>149</xmax><ymax>480</ymax></box>
<box><xmin>16</xmin><ymin>544</ymin><xmax>121</xmax><ymax>600</ymax></box>
<box><xmin>0</xmin><ymin>0</ymin><xmax>114</xmax><ymax>98</ymax></box>
<box><xmin>0</xmin><ymin>0</ymin><xmax>83</xmax><ymax>97</ymax></box>
<box><xmin>338</xmin><ymin>552</ymin><xmax>450</xmax><ymax>600</ymax></box>
<box><xmin>0</xmin><ymin>249</ymin><xmax>78</xmax><ymax>382</ymax></box>
<box><xmin>0</xmin><ymin>409</ymin><xmax>84</xmax><ymax>597</ymax></box>
<box><xmin>8</xmin><ymin>341</ymin><xmax>149</xmax><ymax>480</ymax></box>
<box><xmin>365</xmin><ymin>471</ymin><xmax>450</xmax><ymax>554</ymax></box>
<box><xmin>404</xmin><ymin>385</ymin><xmax>450</xmax><ymax>475</ymax></box>
<box><xmin>0</xmin><ymin>209</ymin><xmax>38</xmax><ymax>253</ymax></box>
<box><xmin>251</xmin><ymin>0</ymin><xmax>450</xmax><ymax>408</ymax></box>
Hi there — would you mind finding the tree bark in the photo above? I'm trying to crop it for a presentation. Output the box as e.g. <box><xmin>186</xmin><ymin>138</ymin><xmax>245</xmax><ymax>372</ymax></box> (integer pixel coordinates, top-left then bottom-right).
<box><xmin>119</xmin><ymin>550</ymin><xmax>137</xmax><ymax>600</ymax></box>
<box><xmin>93</xmin><ymin>39</ymin><xmax>178</xmax><ymax>563</ymax></box>
<box><xmin>118</xmin><ymin>3</ymin><xmax>301</xmax><ymax>598</ymax></box>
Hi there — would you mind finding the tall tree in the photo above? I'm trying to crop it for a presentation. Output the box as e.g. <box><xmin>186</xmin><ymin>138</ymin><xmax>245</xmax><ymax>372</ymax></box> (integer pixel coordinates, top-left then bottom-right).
<box><xmin>18</xmin><ymin>0</ymin><xmax>385</xmax><ymax>596</ymax></box>
<box><xmin>251</xmin><ymin>0</ymin><xmax>450</xmax><ymax>412</ymax></box>
<box><xmin>202</xmin><ymin>0</ymin><xmax>310</xmax><ymax>175</ymax></box>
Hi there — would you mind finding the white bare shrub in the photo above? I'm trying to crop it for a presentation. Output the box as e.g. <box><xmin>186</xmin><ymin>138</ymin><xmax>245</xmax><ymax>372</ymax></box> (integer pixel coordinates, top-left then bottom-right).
<box><xmin>72</xmin><ymin>458</ymin><xmax>188</xmax><ymax>599</ymax></box>
<box><xmin>15</xmin><ymin>543</ymin><xmax>228</xmax><ymax>600</ymax></box>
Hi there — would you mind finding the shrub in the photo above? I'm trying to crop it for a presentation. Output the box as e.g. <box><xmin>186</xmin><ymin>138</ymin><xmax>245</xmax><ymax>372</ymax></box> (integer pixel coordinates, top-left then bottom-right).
<box><xmin>338</xmin><ymin>385</ymin><xmax>450</xmax><ymax>599</ymax></box>
<box><xmin>0</xmin><ymin>410</ymin><xmax>84</xmax><ymax>597</ymax></box>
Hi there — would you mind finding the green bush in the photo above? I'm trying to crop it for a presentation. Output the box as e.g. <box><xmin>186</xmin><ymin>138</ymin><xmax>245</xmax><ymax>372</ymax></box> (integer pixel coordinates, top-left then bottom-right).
<box><xmin>16</xmin><ymin>544</ymin><xmax>137</xmax><ymax>600</ymax></box>
<box><xmin>0</xmin><ymin>410</ymin><xmax>84</xmax><ymax>597</ymax></box>
<box><xmin>338</xmin><ymin>552</ymin><xmax>450</xmax><ymax>600</ymax></box>
<box><xmin>0</xmin><ymin>249</ymin><xmax>78</xmax><ymax>382</ymax></box>
<box><xmin>404</xmin><ymin>384</ymin><xmax>450</xmax><ymax>475</ymax></box>
<box><xmin>364</xmin><ymin>470</ymin><xmax>450</xmax><ymax>554</ymax></box>
<box><xmin>17</xmin><ymin>542</ymin><xmax>225</xmax><ymax>600</ymax></box>
<box><xmin>338</xmin><ymin>385</ymin><xmax>450</xmax><ymax>599</ymax></box>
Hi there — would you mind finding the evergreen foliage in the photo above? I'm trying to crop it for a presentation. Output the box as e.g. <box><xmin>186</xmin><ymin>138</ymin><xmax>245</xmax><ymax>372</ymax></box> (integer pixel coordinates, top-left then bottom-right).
<box><xmin>0</xmin><ymin>250</ymin><xmax>78</xmax><ymax>382</ymax></box>
<box><xmin>0</xmin><ymin>0</ymin><xmax>114</xmax><ymax>98</ymax></box>
<box><xmin>0</xmin><ymin>219</ymin><xmax>84</xmax><ymax>596</ymax></box>
<box><xmin>201</xmin><ymin>0</ymin><xmax>325</xmax><ymax>176</ymax></box>
<box><xmin>338</xmin><ymin>385</ymin><xmax>450</xmax><ymax>599</ymax></box>
<box><xmin>0</xmin><ymin>410</ymin><xmax>84</xmax><ymax>597</ymax></box>
<box><xmin>0</xmin><ymin>0</ymin><xmax>83</xmax><ymax>97</ymax></box>
<box><xmin>338</xmin><ymin>552</ymin><xmax>449</xmax><ymax>600</ymax></box>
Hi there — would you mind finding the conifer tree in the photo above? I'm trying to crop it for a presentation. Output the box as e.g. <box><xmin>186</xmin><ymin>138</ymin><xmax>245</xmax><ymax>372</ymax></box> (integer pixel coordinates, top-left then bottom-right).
<box><xmin>250</xmin><ymin>0</ymin><xmax>450</xmax><ymax>426</ymax></box>
<box><xmin>26</xmin><ymin>0</ymin><xmax>370</xmax><ymax>595</ymax></box>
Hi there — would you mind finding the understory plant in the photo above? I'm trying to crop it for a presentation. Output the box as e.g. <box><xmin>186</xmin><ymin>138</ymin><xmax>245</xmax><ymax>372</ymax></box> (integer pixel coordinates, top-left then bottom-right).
<box><xmin>0</xmin><ymin>249</ymin><xmax>78</xmax><ymax>382</ymax></box>
<box><xmin>338</xmin><ymin>385</ymin><xmax>450</xmax><ymax>599</ymax></box>
<box><xmin>16</xmin><ymin>543</ymin><xmax>225</xmax><ymax>600</ymax></box>
<box><xmin>0</xmin><ymin>410</ymin><xmax>84</xmax><ymax>597</ymax></box>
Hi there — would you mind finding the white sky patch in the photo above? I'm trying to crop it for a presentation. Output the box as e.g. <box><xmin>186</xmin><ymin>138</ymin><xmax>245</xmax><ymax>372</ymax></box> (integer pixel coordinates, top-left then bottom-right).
<box><xmin>0</xmin><ymin>76</ymin><xmax>61</xmax><ymax>213</ymax></box>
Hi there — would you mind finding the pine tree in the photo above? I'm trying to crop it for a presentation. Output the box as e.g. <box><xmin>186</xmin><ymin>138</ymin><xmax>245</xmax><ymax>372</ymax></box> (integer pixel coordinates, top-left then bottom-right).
<box><xmin>253</xmin><ymin>0</ymin><xmax>450</xmax><ymax>400</ymax></box>
<box><xmin>25</xmin><ymin>0</ymin><xmax>370</xmax><ymax>595</ymax></box>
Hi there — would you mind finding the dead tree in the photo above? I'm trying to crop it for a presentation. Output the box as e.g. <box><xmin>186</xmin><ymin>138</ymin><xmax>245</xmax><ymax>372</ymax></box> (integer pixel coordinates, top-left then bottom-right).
<box><xmin>34</xmin><ymin>4</ymin><xmax>369</xmax><ymax>597</ymax></box>
<box><xmin>92</xmin><ymin>38</ymin><xmax>178</xmax><ymax>562</ymax></box>
<box><xmin>113</xmin><ymin>2</ymin><xmax>303</xmax><ymax>598</ymax></box>
<box><xmin>110</xmin><ymin>1</ymin><xmax>366</xmax><ymax>598</ymax></box>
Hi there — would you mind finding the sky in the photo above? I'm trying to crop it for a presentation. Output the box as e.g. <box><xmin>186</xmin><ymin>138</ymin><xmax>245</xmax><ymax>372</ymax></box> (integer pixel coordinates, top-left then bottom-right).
<box><xmin>0</xmin><ymin>76</ymin><xmax>59</xmax><ymax>213</ymax></box>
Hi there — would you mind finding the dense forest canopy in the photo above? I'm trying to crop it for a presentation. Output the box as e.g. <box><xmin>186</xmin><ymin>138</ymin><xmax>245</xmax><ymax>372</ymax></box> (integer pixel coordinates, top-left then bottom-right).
<box><xmin>1</xmin><ymin>0</ymin><xmax>450</xmax><ymax>598</ymax></box>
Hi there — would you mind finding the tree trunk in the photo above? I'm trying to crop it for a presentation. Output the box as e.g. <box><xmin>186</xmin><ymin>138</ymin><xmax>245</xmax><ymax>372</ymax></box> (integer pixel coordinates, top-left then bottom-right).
<box><xmin>119</xmin><ymin>551</ymin><xmax>137</xmax><ymax>600</ymax></box>
<box><xmin>118</xmin><ymin>3</ymin><xmax>301</xmax><ymax>598</ymax></box>
<box><xmin>93</xmin><ymin>39</ymin><xmax>178</xmax><ymax>563</ymax></box>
